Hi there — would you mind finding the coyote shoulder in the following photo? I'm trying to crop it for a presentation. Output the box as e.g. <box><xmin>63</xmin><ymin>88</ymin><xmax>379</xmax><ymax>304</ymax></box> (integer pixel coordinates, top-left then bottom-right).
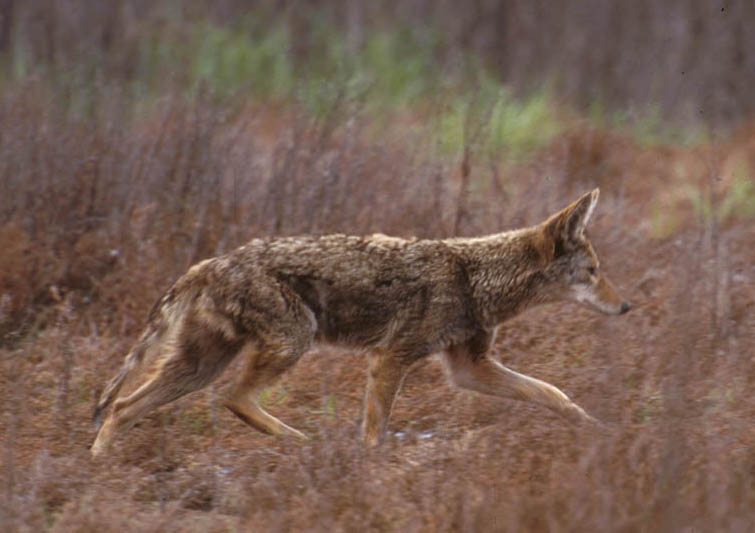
<box><xmin>91</xmin><ymin>188</ymin><xmax>630</xmax><ymax>456</ymax></box>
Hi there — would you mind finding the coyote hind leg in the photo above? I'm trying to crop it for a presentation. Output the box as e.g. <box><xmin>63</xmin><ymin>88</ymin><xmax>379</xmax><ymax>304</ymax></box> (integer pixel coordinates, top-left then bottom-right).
<box><xmin>224</xmin><ymin>345</ymin><xmax>310</xmax><ymax>440</ymax></box>
<box><xmin>91</xmin><ymin>316</ymin><xmax>244</xmax><ymax>457</ymax></box>
<box><xmin>225</xmin><ymin>382</ymin><xmax>309</xmax><ymax>441</ymax></box>
<box><xmin>442</xmin><ymin>345</ymin><xmax>599</xmax><ymax>426</ymax></box>
<box><xmin>224</xmin><ymin>305</ymin><xmax>315</xmax><ymax>441</ymax></box>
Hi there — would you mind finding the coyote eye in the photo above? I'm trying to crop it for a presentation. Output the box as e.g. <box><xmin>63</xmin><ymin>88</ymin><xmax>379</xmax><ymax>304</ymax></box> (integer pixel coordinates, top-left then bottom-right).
<box><xmin>587</xmin><ymin>266</ymin><xmax>597</xmax><ymax>276</ymax></box>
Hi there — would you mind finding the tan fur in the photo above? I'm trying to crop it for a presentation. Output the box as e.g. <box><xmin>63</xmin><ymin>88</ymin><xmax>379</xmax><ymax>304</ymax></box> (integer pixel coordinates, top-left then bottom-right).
<box><xmin>91</xmin><ymin>189</ymin><xmax>630</xmax><ymax>457</ymax></box>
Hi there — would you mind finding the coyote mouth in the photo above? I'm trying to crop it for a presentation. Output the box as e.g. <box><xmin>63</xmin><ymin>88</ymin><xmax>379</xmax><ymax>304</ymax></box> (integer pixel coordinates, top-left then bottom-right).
<box><xmin>572</xmin><ymin>285</ymin><xmax>629</xmax><ymax>315</ymax></box>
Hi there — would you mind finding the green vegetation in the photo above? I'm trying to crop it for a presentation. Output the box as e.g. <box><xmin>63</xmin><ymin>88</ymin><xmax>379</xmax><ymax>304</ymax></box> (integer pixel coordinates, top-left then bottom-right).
<box><xmin>590</xmin><ymin>102</ymin><xmax>711</xmax><ymax>147</ymax></box>
<box><xmin>192</xmin><ymin>23</ymin><xmax>293</xmax><ymax>100</ymax></box>
<box><xmin>0</xmin><ymin>9</ymin><xmax>566</xmax><ymax>158</ymax></box>
<box><xmin>686</xmin><ymin>175</ymin><xmax>755</xmax><ymax>223</ymax></box>
<box><xmin>437</xmin><ymin>84</ymin><xmax>561</xmax><ymax>160</ymax></box>
<box><xmin>3</xmin><ymin>6</ymin><xmax>709</xmax><ymax>154</ymax></box>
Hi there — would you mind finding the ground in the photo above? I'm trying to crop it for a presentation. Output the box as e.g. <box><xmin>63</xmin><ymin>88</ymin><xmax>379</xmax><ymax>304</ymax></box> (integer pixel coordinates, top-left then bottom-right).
<box><xmin>1</xmin><ymin>108</ymin><xmax>754</xmax><ymax>531</ymax></box>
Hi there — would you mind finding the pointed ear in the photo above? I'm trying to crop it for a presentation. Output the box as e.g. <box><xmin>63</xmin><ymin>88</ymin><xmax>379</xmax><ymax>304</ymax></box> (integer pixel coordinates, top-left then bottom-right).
<box><xmin>543</xmin><ymin>188</ymin><xmax>600</xmax><ymax>247</ymax></box>
<box><xmin>564</xmin><ymin>188</ymin><xmax>599</xmax><ymax>240</ymax></box>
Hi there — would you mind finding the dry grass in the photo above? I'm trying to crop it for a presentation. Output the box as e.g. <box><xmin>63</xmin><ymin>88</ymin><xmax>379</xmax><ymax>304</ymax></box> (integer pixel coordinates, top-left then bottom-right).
<box><xmin>0</xmin><ymin>82</ymin><xmax>753</xmax><ymax>532</ymax></box>
<box><xmin>1</xmin><ymin>4</ymin><xmax>755</xmax><ymax>527</ymax></box>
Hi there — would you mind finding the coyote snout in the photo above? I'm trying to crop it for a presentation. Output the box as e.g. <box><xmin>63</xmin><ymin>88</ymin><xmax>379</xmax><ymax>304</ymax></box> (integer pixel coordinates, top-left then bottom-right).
<box><xmin>91</xmin><ymin>187</ymin><xmax>631</xmax><ymax>458</ymax></box>
<box><xmin>573</xmin><ymin>276</ymin><xmax>631</xmax><ymax>315</ymax></box>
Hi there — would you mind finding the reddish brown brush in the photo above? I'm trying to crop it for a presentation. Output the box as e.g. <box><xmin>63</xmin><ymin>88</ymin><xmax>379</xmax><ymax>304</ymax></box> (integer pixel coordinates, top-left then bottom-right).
<box><xmin>1</xmin><ymin>87</ymin><xmax>754</xmax><ymax>531</ymax></box>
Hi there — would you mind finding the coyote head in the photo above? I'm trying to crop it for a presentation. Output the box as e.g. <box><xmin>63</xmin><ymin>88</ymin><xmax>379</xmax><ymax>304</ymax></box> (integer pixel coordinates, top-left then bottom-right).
<box><xmin>539</xmin><ymin>189</ymin><xmax>631</xmax><ymax>315</ymax></box>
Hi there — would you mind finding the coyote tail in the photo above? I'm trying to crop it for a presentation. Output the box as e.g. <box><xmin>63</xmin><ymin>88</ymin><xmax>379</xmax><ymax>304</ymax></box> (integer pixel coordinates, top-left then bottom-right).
<box><xmin>92</xmin><ymin>275</ymin><xmax>204</xmax><ymax>429</ymax></box>
<box><xmin>92</xmin><ymin>327</ymin><xmax>155</xmax><ymax>429</ymax></box>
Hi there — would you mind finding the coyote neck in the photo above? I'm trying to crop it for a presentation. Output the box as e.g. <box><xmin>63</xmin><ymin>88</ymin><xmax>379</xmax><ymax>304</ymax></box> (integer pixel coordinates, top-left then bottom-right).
<box><xmin>449</xmin><ymin>228</ymin><xmax>548</xmax><ymax>327</ymax></box>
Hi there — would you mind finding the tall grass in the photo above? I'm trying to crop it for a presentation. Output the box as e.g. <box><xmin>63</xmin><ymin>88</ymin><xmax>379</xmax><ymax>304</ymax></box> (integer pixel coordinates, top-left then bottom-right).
<box><xmin>1</xmin><ymin>2</ymin><xmax>754</xmax><ymax>531</ymax></box>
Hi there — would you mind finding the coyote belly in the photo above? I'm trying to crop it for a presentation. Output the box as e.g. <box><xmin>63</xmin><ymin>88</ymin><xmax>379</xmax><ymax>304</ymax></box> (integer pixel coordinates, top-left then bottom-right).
<box><xmin>91</xmin><ymin>188</ymin><xmax>630</xmax><ymax>457</ymax></box>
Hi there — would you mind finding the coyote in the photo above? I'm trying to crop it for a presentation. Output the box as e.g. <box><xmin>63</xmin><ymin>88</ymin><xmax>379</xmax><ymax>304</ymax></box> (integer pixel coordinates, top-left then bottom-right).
<box><xmin>91</xmin><ymin>189</ymin><xmax>630</xmax><ymax>457</ymax></box>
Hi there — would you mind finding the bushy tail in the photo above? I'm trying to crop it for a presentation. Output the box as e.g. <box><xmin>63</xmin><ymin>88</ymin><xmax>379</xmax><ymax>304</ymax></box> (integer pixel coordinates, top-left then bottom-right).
<box><xmin>92</xmin><ymin>274</ymin><xmax>199</xmax><ymax>429</ymax></box>
<box><xmin>92</xmin><ymin>329</ymin><xmax>154</xmax><ymax>429</ymax></box>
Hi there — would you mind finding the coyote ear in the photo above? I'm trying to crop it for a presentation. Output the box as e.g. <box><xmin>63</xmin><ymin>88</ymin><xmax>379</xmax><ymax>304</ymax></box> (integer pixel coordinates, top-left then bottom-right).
<box><xmin>564</xmin><ymin>188</ymin><xmax>599</xmax><ymax>240</ymax></box>
<box><xmin>544</xmin><ymin>188</ymin><xmax>600</xmax><ymax>248</ymax></box>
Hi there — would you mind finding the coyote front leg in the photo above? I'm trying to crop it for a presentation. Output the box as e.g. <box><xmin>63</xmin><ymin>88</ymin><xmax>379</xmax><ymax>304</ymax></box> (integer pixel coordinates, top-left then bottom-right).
<box><xmin>443</xmin><ymin>340</ymin><xmax>599</xmax><ymax>425</ymax></box>
<box><xmin>362</xmin><ymin>351</ymin><xmax>410</xmax><ymax>446</ymax></box>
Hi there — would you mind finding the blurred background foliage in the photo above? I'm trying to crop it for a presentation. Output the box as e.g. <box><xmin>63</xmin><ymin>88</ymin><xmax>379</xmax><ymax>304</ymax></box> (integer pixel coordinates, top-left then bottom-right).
<box><xmin>2</xmin><ymin>1</ymin><xmax>754</xmax><ymax>133</ymax></box>
<box><xmin>1</xmin><ymin>2</ymin><xmax>754</xmax><ymax>531</ymax></box>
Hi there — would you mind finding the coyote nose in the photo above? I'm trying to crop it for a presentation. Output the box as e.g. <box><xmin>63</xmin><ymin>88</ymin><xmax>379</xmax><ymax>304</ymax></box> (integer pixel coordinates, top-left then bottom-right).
<box><xmin>619</xmin><ymin>301</ymin><xmax>632</xmax><ymax>314</ymax></box>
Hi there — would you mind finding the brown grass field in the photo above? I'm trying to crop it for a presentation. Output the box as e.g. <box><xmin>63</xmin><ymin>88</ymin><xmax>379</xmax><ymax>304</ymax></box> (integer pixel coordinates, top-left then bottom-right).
<box><xmin>1</xmin><ymin>3</ymin><xmax>755</xmax><ymax>531</ymax></box>
<box><xmin>1</xmin><ymin>93</ymin><xmax>754</xmax><ymax>532</ymax></box>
